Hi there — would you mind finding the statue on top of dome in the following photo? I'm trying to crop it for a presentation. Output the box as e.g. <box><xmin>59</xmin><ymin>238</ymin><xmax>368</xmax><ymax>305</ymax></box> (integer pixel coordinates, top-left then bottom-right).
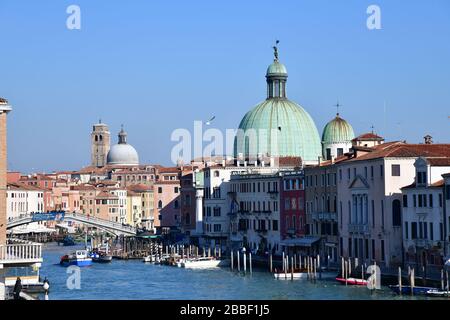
<box><xmin>273</xmin><ymin>40</ymin><xmax>280</xmax><ymax>61</ymax></box>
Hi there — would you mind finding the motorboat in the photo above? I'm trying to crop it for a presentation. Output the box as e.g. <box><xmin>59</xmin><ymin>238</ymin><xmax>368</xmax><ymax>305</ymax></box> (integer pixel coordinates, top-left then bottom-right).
<box><xmin>60</xmin><ymin>250</ymin><xmax>92</xmax><ymax>267</ymax></box>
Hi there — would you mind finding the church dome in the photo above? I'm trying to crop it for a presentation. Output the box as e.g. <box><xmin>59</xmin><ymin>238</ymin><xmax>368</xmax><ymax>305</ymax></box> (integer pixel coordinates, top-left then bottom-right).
<box><xmin>107</xmin><ymin>127</ymin><xmax>139</xmax><ymax>166</ymax></box>
<box><xmin>234</xmin><ymin>45</ymin><xmax>322</xmax><ymax>162</ymax></box>
<box><xmin>322</xmin><ymin>114</ymin><xmax>355</xmax><ymax>144</ymax></box>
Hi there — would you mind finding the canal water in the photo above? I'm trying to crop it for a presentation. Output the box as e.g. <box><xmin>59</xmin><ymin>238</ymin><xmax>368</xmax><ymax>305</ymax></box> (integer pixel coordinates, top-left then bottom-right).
<box><xmin>40</xmin><ymin>243</ymin><xmax>425</xmax><ymax>300</ymax></box>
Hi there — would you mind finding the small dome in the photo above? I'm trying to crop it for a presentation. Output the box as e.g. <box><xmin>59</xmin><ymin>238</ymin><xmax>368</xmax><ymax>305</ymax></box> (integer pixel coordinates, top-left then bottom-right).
<box><xmin>266</xmin><ymin>61</ymin><xmax>287</xmax><ymax>77</ymax></box>
<box><xmin>322</xmin><ymin>115</ymin><xmax>355</xmax><ymax>143</ymax></box>
<box><xmin>107</xmin><ymin>144</ymin><xmax>139</xmax><ymax>166</ymax></box>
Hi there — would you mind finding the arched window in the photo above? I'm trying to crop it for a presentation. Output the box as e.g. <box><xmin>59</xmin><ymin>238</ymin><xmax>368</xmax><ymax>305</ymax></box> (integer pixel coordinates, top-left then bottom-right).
<box><xmin>214</xmin><ymin>171</ymin><xmax>220</xmax><ymax>177</ymax></box>
<box><xmin>99</xmin><ymin>135</ymin><xmax>103</xmax><ymax>141</ymax></box>
<box><xmin>158</xmin><ymin>200</ymin><xmax>163</xmax><ymax>209</ymax></box>
<box><xmin>94</xmin><ymin>135</ymin><xmax>98</xmax><ymax>142</ymax></box>
<box><xmin>392</xmin><ymin>199</ymin><xmax>402</xmax><ymax>227</ymax></box>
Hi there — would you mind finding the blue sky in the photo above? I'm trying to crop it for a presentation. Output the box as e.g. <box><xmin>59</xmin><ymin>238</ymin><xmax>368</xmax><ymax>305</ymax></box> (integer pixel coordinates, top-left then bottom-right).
<box><xmin>1</xmin><ymin>0</ymin><xmax>449</xmax><ymax>172</ymax></box>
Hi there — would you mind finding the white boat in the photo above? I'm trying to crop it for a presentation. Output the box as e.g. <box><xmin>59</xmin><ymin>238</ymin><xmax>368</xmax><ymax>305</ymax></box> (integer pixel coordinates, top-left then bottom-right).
<box><xmin>274</xmin><ymin>272</ymin><xmax>309</xmax><ymax>280</ymax></box>
<box><xmin>181</xmin><ymin>257</ymin><xmax>222</xmax><ymax>269</ymax></box>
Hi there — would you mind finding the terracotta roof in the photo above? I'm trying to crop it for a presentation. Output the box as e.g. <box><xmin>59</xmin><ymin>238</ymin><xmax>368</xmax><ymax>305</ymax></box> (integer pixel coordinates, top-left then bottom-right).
<box><xmin>96</xmin><ymin>190</ymin><xmax>118</xmax><ymax>199</ymax></box>
<box><xmin>402</xmin><ymin>179</ymin><xmax>445</xmax><ymax>190</ymax></box>
<box><xmin>345</xmin><ymin>143</ymin><xmax>450</xmax><ymax>163</ymax></box>
<box><xmin>426</xmin><ymin>158</ymin><xmax>450</xmax><ymax>166</ymax></box>
<box><xmin>127</xmin><ymin>184</ymin><xmax>153</xmax><ymax>192</ymax></box>
<box><xmin>278</xmin><ymin>157</ymin><xmax>303</xmax><ymax>167</ymax></box>
<box><xmin>353</xmin><ymin>133</ymin><xmax>384</xmax><ymax>141</ymax></box>
<box><xmin>158</xmin><ymin>167</ymin><xmax>181</xmax><ymax>173</ymax></box>
<box><xmin>7</xmin><ymin>182</ymin><xmax>44</xmax><ymax>191</ymax></box>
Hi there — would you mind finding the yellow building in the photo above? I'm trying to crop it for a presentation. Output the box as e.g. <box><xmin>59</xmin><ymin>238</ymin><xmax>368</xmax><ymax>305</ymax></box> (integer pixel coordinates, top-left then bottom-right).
<box><xmin>126</xmin><ymin>190</ymin><xmax>142</xmax><ymax>226</ymax></box>
<box><xmin>127</xmin><ymin>184</ymin><xmax>154</xmax><ymax>231</ymax></box>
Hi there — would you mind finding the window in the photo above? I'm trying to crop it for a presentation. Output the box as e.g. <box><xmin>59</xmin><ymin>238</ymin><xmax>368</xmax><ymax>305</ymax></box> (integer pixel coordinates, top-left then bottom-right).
<box><xmin>430</xmin><ymin>223</ymin><xmax>434</xmax><ymax>241</ymax></box>
<box><xmin>157</xmin><ymin>200</ymin><xmax>163</xmax><ymax>209</ymax></box>
<box><xmin>285</xmin><ymin>198</ymin><xmax>290</xmax><ymax>210</ymax></box>
<box><xmin>417</xmin><ymin>171</ymin><xmax>427</xmax><ymax>184</ymax></box>
<box><xmin>403</xmin><ymin>195</ymin><xmax>408</xmax><ymax>208</ymax></box>
<box><xmin>429</xmin><ymin>194</ymin><xmax>433</xmax><ymax>208</ymax></box>
<box><xmin>364</xmin><ymin>167</ymin><xmax>368</xmax><ymax>179</ymax></box>
<box><xmin>405</xmin><ymin>222</ymin><xmax>409</xmax><ymax>239</ymax></box>
<box><xmin>326</xmin><ymin>148</ymin><xmax>332</xmax><ymax>160</ymax></box>
<box><xmin>272</xmin><ymin>220</ymin><xmax>279</xmax><ymax>231</ymax></box>
<box><xmin>158</xmin><ymin>187</ymin><xmax>162</xmax><ymax>194</ymax></box>
<box><xmin>411</xmin><ymin>222</ymin><xmax>418</xmax><ymax>239</ymax></box>
<box><xmin>337</xmin><ymin>148</ymin><xmax>344</xmax><ymax>157</ymax></box>
<box><xmin>391</xmin><ymin>164</ymin><xmax>401</xmax><ymax>176</ymax></box>
<box><xmin>213</xmin><ymin>224</ymin><xmax>222</xmax><ymax>232</ymax></box>
<box><xmin>213</xmin><ymin>207</ymin><xmax>221</xmax><ymax>217</ymax></box>
<box><xmin>380</xmin><ymin>165</ymin><xmax>384</xmax><ymax>177</ymax></box>
<box><xmin>392</xmin><ymin>200</ymin><xmax>401</xmax><ymax>227</ymax></box>
<box><xmin>381</xmin><ymin>240</ymin><xmax>385</xmax><ymax>262</ymax></box>
<box><xmin>370</xmin><ymin>166</ymin><xmax>374</xmax><ymax>179</ymax></box>
<box><xmin>174</xmin><ymin>187</ymin><xmax>179</xmax><ymax>193</ymax></box>
<box><xmin>174</xmin><ymin>200</ymin><xmax>179</xmax><ymax>209</ymax></box>
<box><xmin>214</xmin><ymin>171</ymin><xmax>220</xmax><ymax>177</ymax></box>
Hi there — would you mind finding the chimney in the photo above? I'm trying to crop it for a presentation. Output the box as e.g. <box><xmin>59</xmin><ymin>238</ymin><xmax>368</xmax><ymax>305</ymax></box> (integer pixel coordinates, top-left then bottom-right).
<box><xmin>424</xmin><ymin>135</ymin><xmax>433</xmax><ymax>145</ymax></box>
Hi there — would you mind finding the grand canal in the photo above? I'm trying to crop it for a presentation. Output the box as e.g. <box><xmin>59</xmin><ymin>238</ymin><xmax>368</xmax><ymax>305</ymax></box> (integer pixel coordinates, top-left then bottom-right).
<box><xmin>40</xmin><ymin>243</ymin><xmax>426</xmax><ymax>300</ymax></box>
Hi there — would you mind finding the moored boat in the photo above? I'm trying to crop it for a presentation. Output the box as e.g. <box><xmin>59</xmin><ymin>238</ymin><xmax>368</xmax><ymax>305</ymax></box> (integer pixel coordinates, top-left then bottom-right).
<box><xmin>60</xmin><ymin>250</ymin><xmax>92</xmax><ymax>267</ymax></box>
<box><xmin>90</xmin><ymin>251</ymin><xmax>113</xmax><ymax>263</ymax></box>
<box><xmin>274</xmin><ymin>272</ymin><xmax>308</xmax><ymax>280</ymax></box>
<box><xmin>336</xmin><ymin>277</ymin><xmax>368</xmax><ymax>286</ymax></box>
<box><xmin>426</xmin><ymin>289</ymin><xmax>450</xmax><ymax>298</ymax></box>
<box><xmin>389</xmin><ymin>285</ymin><xmax>437</xmax><ymax>295</ymax></box>
<box><xmin>181</xmin><ymin>257</ymin><xmax>222</xmax><ymax>269</ymax></box>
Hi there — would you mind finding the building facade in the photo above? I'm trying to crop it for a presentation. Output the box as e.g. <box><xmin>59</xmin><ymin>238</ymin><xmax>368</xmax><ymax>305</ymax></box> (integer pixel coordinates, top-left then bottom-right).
<box><xmin>305</xmin><ymin>161</ymin><xmax>339</xmax><ymax>264</ymax></box>
<box><xmin>401</xmin><ymin>157</ymin><xmax>450</xmax><ymax>269</ymax></box>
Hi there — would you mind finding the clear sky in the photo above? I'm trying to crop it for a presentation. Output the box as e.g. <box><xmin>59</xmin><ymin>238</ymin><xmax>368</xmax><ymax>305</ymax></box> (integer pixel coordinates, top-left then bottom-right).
<box><xmin>1</xmin><ymin>0</ymin><xmax>449</xmax><ymax>173</ymax></box>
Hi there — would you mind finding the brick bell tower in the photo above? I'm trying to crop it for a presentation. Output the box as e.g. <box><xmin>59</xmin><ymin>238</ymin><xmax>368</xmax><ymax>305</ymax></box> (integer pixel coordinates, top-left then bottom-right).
<box><xmin>0</xmin><ymin>98</ymin><xmax>12</xmax><ymax>245</ymax></box>
<box><xmin>91</xmin><ymin>120</ymin><xmax>110</xmax><ymax>168</ymax></box>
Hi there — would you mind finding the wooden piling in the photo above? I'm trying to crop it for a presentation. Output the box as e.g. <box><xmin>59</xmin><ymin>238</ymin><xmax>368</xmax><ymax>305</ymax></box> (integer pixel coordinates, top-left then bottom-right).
<box><xmin>243</xmin><ymin>251</ymin><xmax>247</xmax><ymax>275</ymax></box>
<box><xmin>291</xmin><ymin>257</ymin><xmax>294</xmax><ymax>281</ymax></box>
<box><xmin>231</xmin><ymin>250</ymin><xmax>234</xmax><ymax>271</ymax></box>
<box><xmin>410</xmin><ymin>268</ymin><xmax>415</xmax><ymax>296</ymax></box>
<box><xmin>237</xmin><ymin>252</ymin><xmax>241</xmax><ymax>272</ymax></box>
<box><xmin>398</xmin><ymin>267</ymin><xmax>402</xmax><ymax>296</ymax></box>
<box><xmin>249</xmin><ymin>253</ymin><xmax>253</xmax><ymax>276</ymax></box>
<box><xmin>269</xmin><ymin>254</ymin><xmax>273</xmax><ymax>273</ymax></box>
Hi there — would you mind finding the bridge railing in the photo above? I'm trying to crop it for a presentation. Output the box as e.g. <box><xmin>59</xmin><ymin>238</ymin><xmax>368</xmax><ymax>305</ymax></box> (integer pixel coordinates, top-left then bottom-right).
<box><xmin>66</xmin><ymin>213</ymin><xmax>136</xmax><ymax>234</ymax></box>
<box><xmin>0</xmin><ymin>239</ymin><xmax>43</xmax><ymax>264</ymax></box>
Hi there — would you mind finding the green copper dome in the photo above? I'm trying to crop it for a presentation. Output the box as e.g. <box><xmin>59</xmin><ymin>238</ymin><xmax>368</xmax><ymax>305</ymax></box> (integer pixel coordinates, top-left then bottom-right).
<box><xmin>322</xmin><ymin>114</ymin><xmax>355</xmax><ymax>143</ymax></box>
<box><xmin>234</xmin><ymin>46</ymin><xmax>322</xmax><ymax>162</ymax></box>
<box><xmin>266</xmin><ymin>61</ymin><xmax>287</xmax><ymax>76</ymax></box>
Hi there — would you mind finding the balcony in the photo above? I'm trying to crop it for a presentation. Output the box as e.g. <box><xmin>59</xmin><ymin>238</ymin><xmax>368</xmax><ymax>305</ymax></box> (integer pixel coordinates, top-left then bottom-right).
<box><xmin>312</xmin><ymin>212</ymin><xmax>337</xmax><ymax>222</ymax></box>
<box><xmin>0</xmin><ymin>239</ymin><xmax>43</xmax><ymax>266</ymax></box>
<box><xmin>348</xmin><ymin>224</ymin><xmax>369</xmax><ymax>234</ymax></box>
<box><xmin>256</xmin><ymin>228</ymin><xmax>268</xmax><ymax>234</ymax></box>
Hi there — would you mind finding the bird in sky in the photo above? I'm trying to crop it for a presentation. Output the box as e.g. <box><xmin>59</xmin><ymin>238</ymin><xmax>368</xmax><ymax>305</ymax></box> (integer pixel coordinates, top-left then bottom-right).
<box><xmin>205</xmin><ymin>116</ymin><xmax>216</xmax><ymax>126</ymax></box>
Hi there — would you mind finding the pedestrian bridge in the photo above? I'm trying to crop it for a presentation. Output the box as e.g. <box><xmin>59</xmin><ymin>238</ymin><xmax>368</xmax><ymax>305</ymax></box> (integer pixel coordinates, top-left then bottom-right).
<box><xmin>7</xmin><ymin>212</ymin><xmax>137</xmax><ymax>236</ymax></box>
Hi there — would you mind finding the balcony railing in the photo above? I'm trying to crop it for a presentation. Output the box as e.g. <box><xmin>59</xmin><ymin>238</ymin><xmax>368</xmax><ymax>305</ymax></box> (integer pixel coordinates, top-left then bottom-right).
<box><xmin>312</xmin><ymin>212</ymin><xmax>337</xmax><ymax>221</ymax></box>
<box><xmin>348</xmin><ymin>224</ymin><xmax>369</xmax><ymax>234</ymax></box>
<box><xmin>0</xmin><ymin>239</ymin><xmax>43</xmax><ymax>265</ymax></box>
